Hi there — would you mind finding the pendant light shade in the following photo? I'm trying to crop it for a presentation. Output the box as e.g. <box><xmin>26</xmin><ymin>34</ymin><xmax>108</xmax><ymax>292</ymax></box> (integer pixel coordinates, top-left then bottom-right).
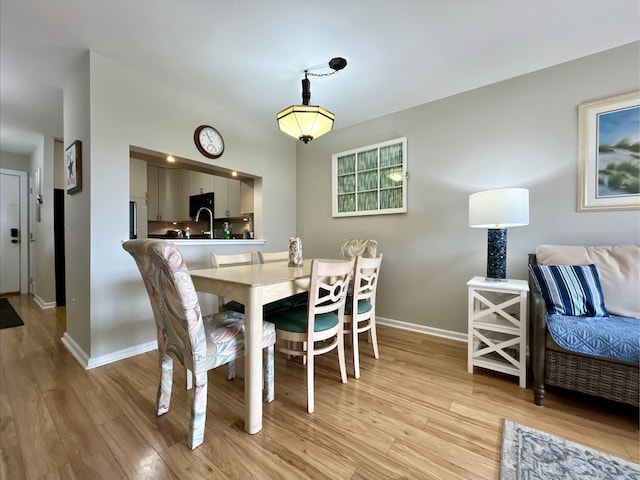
<box><xmin>276</xmin><ymin>104</ymin><xmax>335</xmax><ymax>144</ymax></box>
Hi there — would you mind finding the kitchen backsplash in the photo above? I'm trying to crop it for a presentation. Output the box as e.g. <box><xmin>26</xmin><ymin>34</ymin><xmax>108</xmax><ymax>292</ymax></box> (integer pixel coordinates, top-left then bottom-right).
<box><xmin>148</xmin><ymin>216</ymin><xmax>253</xmax><ymax>239</ymax></box>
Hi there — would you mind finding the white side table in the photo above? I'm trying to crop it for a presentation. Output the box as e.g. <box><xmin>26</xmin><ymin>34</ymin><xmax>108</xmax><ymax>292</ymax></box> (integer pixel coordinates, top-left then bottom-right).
<box><xmin>467</xmin><ymin>276</ymin><xmax>529</xmax><ymax>388</ymax></box>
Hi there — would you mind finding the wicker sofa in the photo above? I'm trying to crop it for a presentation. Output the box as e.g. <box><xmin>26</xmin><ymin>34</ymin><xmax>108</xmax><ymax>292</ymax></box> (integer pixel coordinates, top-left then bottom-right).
<box><xmin>528</xmin><ymin>245</ymin><xmax>640</xmax><ymax>407</ymax></box>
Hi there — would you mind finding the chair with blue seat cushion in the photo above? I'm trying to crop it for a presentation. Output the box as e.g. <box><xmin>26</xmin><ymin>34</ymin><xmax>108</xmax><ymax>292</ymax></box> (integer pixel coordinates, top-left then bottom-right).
<box><xmin>210</xmin><ymin>251</ymin><xmax>256</xmax><ymax>313</ymax></box>
<box><xmin>344</xmin><ymin>254</ymin><xmax>383</xmax><ymax>379</ymax></box>
<box><xmin>211</xmin><ymin>251</ymin><xmax>294</xmax><ymax>314</ymax></box>
<box><xmin>123</xmin><ymin>240</ymin><xmax>275</xmax><ymax>449</ymax></box>
<box><xmin>269</xmin><ymin>257</ymin><xmax>355</xmax><ymax>413</ymax></box>
<box><xmin>257</xmin><ymin>250</ymin><xmax>308</xmax><ymax>307</ymax></box>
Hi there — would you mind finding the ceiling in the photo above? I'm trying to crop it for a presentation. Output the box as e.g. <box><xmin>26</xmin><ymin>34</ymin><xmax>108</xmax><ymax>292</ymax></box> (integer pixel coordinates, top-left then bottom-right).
<box><xmin>1</xmin><ymin>0</ymin><xmax>639</xmax><ymax>156</ymax></box>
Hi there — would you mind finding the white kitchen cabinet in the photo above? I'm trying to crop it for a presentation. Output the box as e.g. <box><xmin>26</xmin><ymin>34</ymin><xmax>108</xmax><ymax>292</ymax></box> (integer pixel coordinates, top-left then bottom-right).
<box><xmin>130</xmin><ymin>158</ymin><xmax>149</xmax><ymax>238</ymax></box>
<box><xmin>240</xmin><ymin>179</ymin><xmax>254</xmax><ymax>214</ymax></box>
<box><xmin>147</xmin><ymin>165</ymin><xmax>159</xmax><ymax>221</ymax></box>
<box><xmin>213</xmin><ymin>175</ymin><xmax>229</xmax><ymax>218</ymax></box>
<box><xmin>213</xmin><ymin>176</ymin><xmax>244</xmax><ymax>218</ymax></box>
<box><xmin>228</xmin><ymin>178</ymin><xmax>241</xmax><ymax>217</ymax></box>
<box><xmin>190</xmin><ymin>171</ymin><xmax>215</xmax><ymax>196</ymax></box>
<box><xmin>130</xmin><ymin>158</ymin><xmax>147</xmax><ymax>198</ymax></box>
<box><xmin>148</xmin><ymin>165</ymin><xmax>185</xmax><ymax>221</ymax></box>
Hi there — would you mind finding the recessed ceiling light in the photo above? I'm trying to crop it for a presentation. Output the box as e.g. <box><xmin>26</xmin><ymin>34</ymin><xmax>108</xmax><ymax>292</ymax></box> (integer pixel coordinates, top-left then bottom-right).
<box><xmin>166</xmin><ymin>155</ymin><xmax>176</xmax><ymax>162</ymax></box>
<box><xmin>231</xmin><ymin>171</ymin><xmax>238</xmax><ymax>177</ymax></box>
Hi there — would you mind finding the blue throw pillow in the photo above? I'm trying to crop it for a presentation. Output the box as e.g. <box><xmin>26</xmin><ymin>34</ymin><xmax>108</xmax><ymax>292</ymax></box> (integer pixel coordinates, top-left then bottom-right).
<box><xmin>529</xmin><ymin>264</ymin><xmax>609</xmax><ymax>317</ymax></box>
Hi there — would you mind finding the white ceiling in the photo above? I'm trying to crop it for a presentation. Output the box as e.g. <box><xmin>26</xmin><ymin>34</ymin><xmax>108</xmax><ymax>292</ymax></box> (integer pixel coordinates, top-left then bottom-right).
<box><xmin>1</xmin><ymin>0</ymin><xmax>639</xmax><ymax>155</ymax></box>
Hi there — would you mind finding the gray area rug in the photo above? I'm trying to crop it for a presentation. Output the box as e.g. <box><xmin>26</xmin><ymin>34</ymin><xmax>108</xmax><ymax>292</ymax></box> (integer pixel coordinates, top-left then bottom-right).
<box><xmin>500</xmin><ymin>419</ymin><xmax>640</xmax><ymax>479</ymax></box>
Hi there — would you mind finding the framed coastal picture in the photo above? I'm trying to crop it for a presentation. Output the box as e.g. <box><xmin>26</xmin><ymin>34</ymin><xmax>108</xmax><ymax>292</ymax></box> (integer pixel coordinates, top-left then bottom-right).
<box><xmin>65</xmin><ymin>140</ymin><xmax>82</xmax><ymax>194</ymax></box>
<box><xmin>577</xmin><ymin>91</ymin><xmax>640</xmax><ymax>211</ymax></box>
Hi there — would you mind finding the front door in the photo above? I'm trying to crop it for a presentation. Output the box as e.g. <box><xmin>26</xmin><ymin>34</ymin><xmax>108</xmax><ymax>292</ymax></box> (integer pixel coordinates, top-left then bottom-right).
<box><xmin>0</xmin><ymin>171</ymin><xmax>22</xmax><ymax>293</ymax></box>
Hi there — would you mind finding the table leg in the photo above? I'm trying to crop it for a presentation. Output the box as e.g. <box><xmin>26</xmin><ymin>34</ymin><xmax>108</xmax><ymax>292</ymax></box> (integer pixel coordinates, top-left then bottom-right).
<box><xmin>244</xmin><ymin>287</ymin><xmax>263</xmax><ymax>434</ymax></box>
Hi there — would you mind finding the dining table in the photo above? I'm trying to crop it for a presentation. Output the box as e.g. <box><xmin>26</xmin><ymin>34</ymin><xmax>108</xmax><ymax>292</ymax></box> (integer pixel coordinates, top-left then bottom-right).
<box><xmin>189</xmin><ymin>259</ymin><xmax>312</xmax><ymax>434</ymax></box>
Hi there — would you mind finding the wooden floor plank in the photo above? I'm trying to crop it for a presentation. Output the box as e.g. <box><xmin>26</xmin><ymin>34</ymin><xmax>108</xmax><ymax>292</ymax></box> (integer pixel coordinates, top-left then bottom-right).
<box><xmin>0</xmin><ymin>363</ymin><xmax>27</xmax><ymax>480</ymax></box>
<box><xmin>1</xmin><ymin>293</ymin><xmax>637</xmax><ymax>479</ymax></box>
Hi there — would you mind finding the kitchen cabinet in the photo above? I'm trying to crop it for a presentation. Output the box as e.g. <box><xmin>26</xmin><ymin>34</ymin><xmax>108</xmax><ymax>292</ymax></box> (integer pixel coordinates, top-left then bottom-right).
<box><xmin>130</xmin><ymin>158</ymin><xmax>148</xmax><ymax>238</ymax></box>
<box><xmin>148</xmin><ymin>165</ymin><xmax>185</xmax><ymax>221</ymax></box>
<box><xmin>240</xmin><ymin>179</ymin><xmax>254</xmax><ymax>214</ymax></box>
<box><xmin>189</xmin><ymin>171</ymin><xmax>215</xmax><ymax>196</ymax></box>
<box><xmin>130</xmin><ymin>158</ymin><xmax>148</xmax><ymax>198</ymax></box>
<box><xmin>147</xmin><ymin>165</ymin><xmax>159</xmax><ymax>221</ymax></box>
<box><xmin>213</xmin><ymin>175</ymin><xmax>229</xmax><ymax>218</ymax></box>
<box><xmin>213</xmin><ymin>176</ymin><xmax>246</xmax><ymax>218</ymax></box>
<box><xmin>228</xmin><ymin>178</ymin><xmax>241</xmax><ymax>217</ymax></box>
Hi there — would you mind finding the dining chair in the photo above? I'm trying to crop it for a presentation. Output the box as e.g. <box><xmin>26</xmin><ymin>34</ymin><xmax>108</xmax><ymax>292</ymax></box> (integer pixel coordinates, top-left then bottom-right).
<box><xmin>210</xmin><ymin>251</ymin><xmax>256</xmax><ymax>313</ymax></box>
<box><xmin>123</xmin><ymin>240</ymin><xmax>275</xmax><ymax>449</ymax></box>
<box><xmin>339</xmin><ymin>238</ymin><xmax>379</xmax><ymax>260</ymax></box>
<box><xmin>257</xmin><ymin>250</ymin><xmax>289</xmax><ymax>263</ymax></box>
<box><xmin>269</xmin><ymin>257</ymin><xmax>355</xmax><ymax>413</ymax></box>
<box><xmin>344</xmin><ymin>254</ymin><xmax>383</xmax><ymax>379</ymax></box>
<box><xmin>257</xmin><ymin>250</ymin><xmax>308</xmax><ymax>307</ymax></box>
<box><xmin>211</xmin><ymin>250</ymin><xmax>293</xmax><ymax>314</ymax></box>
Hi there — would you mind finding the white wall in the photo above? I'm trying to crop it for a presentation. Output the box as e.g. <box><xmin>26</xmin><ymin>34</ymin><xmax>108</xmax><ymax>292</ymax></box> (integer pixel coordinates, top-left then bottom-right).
<box><xmin>297</xmin><ymin>42</ymin><xmax>640</xmax><ymax>337</ymax></box>
<box><xmin>0</xmin><ymin>151</ymin><xmax>29</xmax><ymax>171</ymax></box>
<box><xmin>30</xmin><ymin>136</ymin><xmax>56</xmax><ymax>306</ymax></box>
<box><xmin>63</xmin><ymin>53</ymin><xmax>92</xmax><ymax>355</ymax></box>
<box><xmin>63</xmin><ymin>51</ymin><xmax>297</xmax><ymax>366</ymax></box>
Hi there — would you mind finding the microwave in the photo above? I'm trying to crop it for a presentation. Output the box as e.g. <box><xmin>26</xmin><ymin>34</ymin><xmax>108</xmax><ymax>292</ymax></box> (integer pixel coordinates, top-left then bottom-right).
<box><xmin>189</xmin><ymin>192</ymin><xmax>215</xmax><ymax>219</ymax></box>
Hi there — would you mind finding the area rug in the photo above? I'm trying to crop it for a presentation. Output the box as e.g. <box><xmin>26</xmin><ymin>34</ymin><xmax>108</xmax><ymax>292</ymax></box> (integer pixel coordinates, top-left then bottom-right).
<box><xmin>500</xmin><ymin>419</ymin><xmax>640</xmax><ymax>479</ymax></box>
<box><xmin>0</xmin><ymin>297</ymin><xmax>24</xmax><ymax>329</ymax></box>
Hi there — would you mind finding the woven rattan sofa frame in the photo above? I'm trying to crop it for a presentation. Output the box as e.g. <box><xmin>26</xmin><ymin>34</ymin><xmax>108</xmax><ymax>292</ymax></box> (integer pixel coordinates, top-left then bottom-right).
<box><xmin>528</xmin><ymin>253</ymin><xmax>639</xmax><ymax>407</ymax></box>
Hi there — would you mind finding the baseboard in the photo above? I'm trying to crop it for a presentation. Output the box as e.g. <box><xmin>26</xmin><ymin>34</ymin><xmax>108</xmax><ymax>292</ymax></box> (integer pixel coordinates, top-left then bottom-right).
<box><xmin>61</xmin><ymin>317</ymin><xmax>464</xmax><ymax>370</ymax></box>
<box><xmin>61</xmin><ymin>332</ymin><xmax>90</xmax><ymax>369</ymax></box>
<box><xmin>61</xmin><ymin>332</ymin><xmax>158</xmax><ymax>370</ymax></box>
<box><xmin>377</xmin><ymin>316</ymin><xmax>467</xmax><ymax>343</ymax></box>
<box><xmin>33</xmin><ymin>294</ymin><xmax>56</xmax><ymax>310</ymax></box>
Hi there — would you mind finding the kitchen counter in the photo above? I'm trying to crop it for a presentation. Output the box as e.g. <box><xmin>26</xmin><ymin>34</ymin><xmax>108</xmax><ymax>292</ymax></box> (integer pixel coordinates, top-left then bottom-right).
<box><xmin>141</xmin><ymin>237</ymin><xmax>265</xmax><ymax>246</ymax></box>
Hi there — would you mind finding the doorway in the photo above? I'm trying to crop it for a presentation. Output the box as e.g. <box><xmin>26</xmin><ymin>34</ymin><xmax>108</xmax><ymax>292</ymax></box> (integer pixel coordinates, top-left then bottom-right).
<box><xmin>0</xmin><ymin>168</ymin><xmax>28</xmax><ymax>294</ymax></box>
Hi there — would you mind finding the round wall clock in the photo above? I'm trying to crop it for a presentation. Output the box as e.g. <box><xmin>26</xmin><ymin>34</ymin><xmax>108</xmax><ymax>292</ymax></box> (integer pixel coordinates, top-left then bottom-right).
<box><xmin>194</xmin><ymin>125</ymin><xmax>225</xmax><ymax>159</ymax></box>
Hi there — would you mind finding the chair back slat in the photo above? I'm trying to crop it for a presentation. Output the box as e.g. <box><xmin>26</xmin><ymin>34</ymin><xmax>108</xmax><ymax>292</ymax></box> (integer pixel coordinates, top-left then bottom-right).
<box><xmin>257</xmin><ymin>251</ymin><xmax>289</xmax><ymax>264</ymax></box>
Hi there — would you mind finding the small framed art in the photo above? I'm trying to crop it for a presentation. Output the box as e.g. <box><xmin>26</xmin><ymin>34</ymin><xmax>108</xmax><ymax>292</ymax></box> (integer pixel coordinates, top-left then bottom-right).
<box><xmin>65</xmin><ymin>140</ymin><xmax>82</xmax><ymax>194</ymax></box>
<box><xmin>577</xmin><ymin>91</ymin><xmax>639</xmax><ymax>211</ymax></box>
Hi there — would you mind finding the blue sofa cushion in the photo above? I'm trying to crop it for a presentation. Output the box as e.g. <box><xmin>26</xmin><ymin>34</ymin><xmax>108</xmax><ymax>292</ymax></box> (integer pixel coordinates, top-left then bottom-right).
<box><xmin>546</xmin><ymin>314</ymin><xmax>640</xmax><ymax>364</ymax></box>
<box><xmin>529</xmin><ymin>264</ymin><xmax>609</xmax><ymax>317</ymax></box>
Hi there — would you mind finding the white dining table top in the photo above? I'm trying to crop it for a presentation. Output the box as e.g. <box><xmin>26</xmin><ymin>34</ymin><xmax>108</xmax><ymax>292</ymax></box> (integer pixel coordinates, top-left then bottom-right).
<box><xmin>190</xmin><ymin>259</ymin><xmax>312</xmax><ymax>287</ymax></box>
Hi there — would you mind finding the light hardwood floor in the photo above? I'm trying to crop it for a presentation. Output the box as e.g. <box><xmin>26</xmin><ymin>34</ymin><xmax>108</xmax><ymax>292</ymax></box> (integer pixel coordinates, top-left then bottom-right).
<box><xmin>1</xmin><ymin>293</ymin><xmax>638</xmax><ymax>479</ymax></box>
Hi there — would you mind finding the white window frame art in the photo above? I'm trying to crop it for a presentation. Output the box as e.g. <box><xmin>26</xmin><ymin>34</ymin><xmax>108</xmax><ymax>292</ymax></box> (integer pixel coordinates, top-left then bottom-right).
<box><xmin>332</xmin><ymin>137</ymin><xmax>407</xmax><ymax>217</ymax></box>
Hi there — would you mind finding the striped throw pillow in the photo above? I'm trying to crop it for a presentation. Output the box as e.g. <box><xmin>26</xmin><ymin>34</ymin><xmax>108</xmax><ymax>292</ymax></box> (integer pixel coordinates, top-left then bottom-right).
<box><xmin>529</xmin><ymin>264</ymin><xmax>609</xmax><ymax>317</ymax></box>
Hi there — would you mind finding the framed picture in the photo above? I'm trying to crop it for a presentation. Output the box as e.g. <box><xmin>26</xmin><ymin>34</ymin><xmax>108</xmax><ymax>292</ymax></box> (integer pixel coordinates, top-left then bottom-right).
<box><xmin>577</xmin><ymin>91</ymin><xmax>640</xmax><ymax>211</ymax></box>
<box><xmin>65</xmin><ymin>140</ymin><xmax>82</xmax><ymax>194</ymax></box>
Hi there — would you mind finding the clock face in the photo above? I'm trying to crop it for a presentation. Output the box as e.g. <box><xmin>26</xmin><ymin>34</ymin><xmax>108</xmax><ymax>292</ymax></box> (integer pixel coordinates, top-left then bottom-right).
<box><xmin>194</xmin><ymin>125</ymin><xmax>224</xmax><ymax>158</ymax></box>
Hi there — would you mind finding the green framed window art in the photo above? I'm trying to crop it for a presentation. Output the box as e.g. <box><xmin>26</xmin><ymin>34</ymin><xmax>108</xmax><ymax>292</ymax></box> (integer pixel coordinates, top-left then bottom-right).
<box><xmin>332</xmin><ymin>137</ymin><xmax>407</xmax><ymax>217</ymax></box>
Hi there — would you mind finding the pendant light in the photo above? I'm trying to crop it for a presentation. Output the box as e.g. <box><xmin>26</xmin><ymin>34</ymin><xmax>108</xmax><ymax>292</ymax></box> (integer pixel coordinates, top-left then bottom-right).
<box><xmin>277</xmin><ymin>57</ymin><xmax>347</xmax><ymax>143</ymax></box>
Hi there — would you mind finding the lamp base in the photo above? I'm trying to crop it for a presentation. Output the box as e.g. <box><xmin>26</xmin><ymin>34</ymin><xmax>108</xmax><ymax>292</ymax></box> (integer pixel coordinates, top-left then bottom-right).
<box><xmin>486</xmin><ymin>228</ymin><xmax>507</xmax><ymax>281</ymax></box>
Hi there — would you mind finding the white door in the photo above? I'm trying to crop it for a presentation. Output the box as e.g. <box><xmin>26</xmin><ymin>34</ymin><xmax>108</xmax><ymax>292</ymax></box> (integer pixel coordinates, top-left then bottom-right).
<box><xmin>0</xmin><ymin>172</ymin><xmax>21</xmax><ymax>293</ymax></box>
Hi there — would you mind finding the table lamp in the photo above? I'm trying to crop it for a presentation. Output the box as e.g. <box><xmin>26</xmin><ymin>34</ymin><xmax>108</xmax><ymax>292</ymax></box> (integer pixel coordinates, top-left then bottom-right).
<box><xmin>469</xmin><ymin>188</ymin><xmax>529</xmax><ymax>281</ymax></box>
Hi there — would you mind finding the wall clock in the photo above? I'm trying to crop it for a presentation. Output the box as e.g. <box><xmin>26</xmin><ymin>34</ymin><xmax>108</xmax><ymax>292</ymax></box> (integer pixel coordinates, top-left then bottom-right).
<box><xmin>194</xmin><ymin>125</ymin><xmax>224</xmax><ymax>159</ymax></box>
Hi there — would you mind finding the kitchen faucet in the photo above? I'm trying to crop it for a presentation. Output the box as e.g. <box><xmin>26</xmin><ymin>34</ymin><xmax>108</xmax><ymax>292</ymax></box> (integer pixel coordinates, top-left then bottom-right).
<box><xmin>195</xmin><ymin>207</ymin><xmax>214</xmax><ymax>239</ymax></box>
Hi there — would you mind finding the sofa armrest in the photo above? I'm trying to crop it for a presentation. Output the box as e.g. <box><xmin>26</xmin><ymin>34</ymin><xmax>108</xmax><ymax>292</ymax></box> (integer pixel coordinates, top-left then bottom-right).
<box><xmin>528</xmin><ymin>253</ymin><xmax>547</xmax><ymax>405</ymax></box>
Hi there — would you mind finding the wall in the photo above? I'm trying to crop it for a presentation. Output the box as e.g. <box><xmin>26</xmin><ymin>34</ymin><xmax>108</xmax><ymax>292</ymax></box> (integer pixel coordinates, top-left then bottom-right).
<box><xmin>62</xmin><ymin>51</ymin><xmax>297</xmax><ymax>367</ymax></box>
<box><xmin>30</xmin><ymin>136</ymin><xmax>56</xmax><ymax>307</ymax></box>
<box><xmin>297</xmin><ymin>42</ymin><xmax>640</xmax><ymax>338</ymax></box>
<box><xmin>0</xmin><ymin>151</ymin><xmax>29</xmax><ymax>171</ymax></box>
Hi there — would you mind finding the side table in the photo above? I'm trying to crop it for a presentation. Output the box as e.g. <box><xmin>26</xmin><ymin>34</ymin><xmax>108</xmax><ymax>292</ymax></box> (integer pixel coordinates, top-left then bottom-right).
<box><xmin>467</xmin><ymin>276</ymin><xmax>529</xmax><ymax>387</ymax></box>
